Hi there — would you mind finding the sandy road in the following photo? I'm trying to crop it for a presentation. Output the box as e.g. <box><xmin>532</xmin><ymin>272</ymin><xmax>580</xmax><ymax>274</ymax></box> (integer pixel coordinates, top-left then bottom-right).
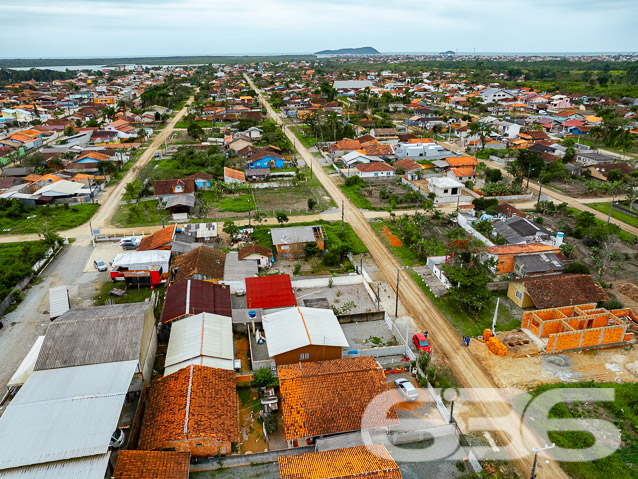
<box><xmin>246</xmin><ymin>74</ymin><xmax>569</xmax><ymax>478</ymax></box>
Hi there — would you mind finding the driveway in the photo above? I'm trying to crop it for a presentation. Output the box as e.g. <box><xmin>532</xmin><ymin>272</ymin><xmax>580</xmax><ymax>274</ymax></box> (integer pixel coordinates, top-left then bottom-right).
<box><xmin>0</xmin><ymin>241</ymin><xmax>103</xmax><ymax>390</ymax></box>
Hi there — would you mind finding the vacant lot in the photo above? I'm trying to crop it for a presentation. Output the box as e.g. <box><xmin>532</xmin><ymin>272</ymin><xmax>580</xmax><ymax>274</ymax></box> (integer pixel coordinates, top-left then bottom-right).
<box><xmin>340</xmin><ymin>178</ymin><xmax>420</xmax><ymax>210</ymax></box>
<box><xmin>0</xmin><ymin>203</ymin><xmax>99</xmax><ymax>235</ymax></box>
<box><xmin>112</xmin><ymin>200</ymin><xmax>171</xmax><ymax>227</ymax></box>
<box><xmin>588</xmin><ymin>202</ymin><xmax>638</xmax><ymax>228</ymax></box>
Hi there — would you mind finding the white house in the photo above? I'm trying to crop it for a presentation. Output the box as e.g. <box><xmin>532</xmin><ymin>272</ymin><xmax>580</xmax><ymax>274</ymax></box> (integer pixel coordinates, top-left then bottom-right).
<box><xmin>354</xmin><ymin>162</ymin><xmax>395</xmax><ymax>179</ymax></box>
<box><xmin>342</xmin><ymin>151</ymin><xmax>382</xmax><ymax>167</ymax></box>
<box><xmin>393</xmin><ymin>142</ymin><xmax>447</xmax><ymax>159</ymax></box>
<box><xmin>427</xmin><ymin>176</ymin><xmax>464</xmax><ymax>197</ymax></box>
<box><xmin>478</xmin><ymin>88</ymin><xmax>515</xmax><ymax>103</ymax></box>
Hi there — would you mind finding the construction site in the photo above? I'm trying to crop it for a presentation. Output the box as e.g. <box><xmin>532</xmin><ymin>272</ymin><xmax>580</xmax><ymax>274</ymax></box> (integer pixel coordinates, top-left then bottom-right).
<box><xmin>522</xmin><ymin>303</ymin><xmax>638</xmax><ymax>353</ymax></box>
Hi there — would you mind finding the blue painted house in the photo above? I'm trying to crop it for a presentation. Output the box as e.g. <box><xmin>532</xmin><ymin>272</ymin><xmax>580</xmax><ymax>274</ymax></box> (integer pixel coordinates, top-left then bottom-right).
<box><xmin>569</xmin><ymin>126</ymin><xmax>591</xmax><ymax>136</ymax></box>
<box><xmin>187</xmin><ymin>172</ymin><xmax>213</xmax><ymax>189</ymax></box>
<box><xmin>246</xmin><ymin>152</ymin><xmax>284</xmax><ymax>169</ymax></box>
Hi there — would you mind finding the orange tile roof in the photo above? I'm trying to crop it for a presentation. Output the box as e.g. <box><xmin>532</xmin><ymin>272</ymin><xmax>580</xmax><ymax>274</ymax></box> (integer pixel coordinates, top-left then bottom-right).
<box><xmin>278</xmin><ymin>444</ymin><xmax>402</xmax><ymax>479</ymax></box>
<box><xmin>330</xmin><ymin>138</ymin><xmax>363</xmax><ymax>152</ymax></box>
<box><xmin>38</xmin><ymin>173</ymin><xmax>63</xmax><ymax>183</ymax></box>
<box><xmin>450</xmin><ymin>167</ymin><xmax>476</xmax><ymax>177</ymax></box>
<box><xmin>393</xmin><ymin>158</ymin><xmax>420</xmax><ymax>172</ymax></box>
<box><xmin>487</xmin><ymin>244</ymin><xmax>560</xmax><ymax>255</ymax></box>
<box><xmin>138</xmin><ymin>224</ymin><xmax>177</xmax><ymax>251</ymax></box>
<box><xmin>223</xmin><ymin>167</ymin><xmax>246</xmax><ymax>183</ymax></box>
<box><xmin>359</xmin><ymin>141</ymin><xmax>394</xmax><ymax>156</ymax></box>
<box><xmin>445</xmin><ymin>156</ymin><xmax>478</xmax><ymax>167</ymax></box>
<box><xmin>76</xmin><ymin>151</ymin><xmax>111</xmax><ymax>162</ymax></box>
<box><xmin>24</xmin><ymin>174</ymin><xmax>42</xmax><ymax>183</ymax></box>
<box><xmin>138</xmin><ymin>365</ymin><xmax>239</xmax><ymax>451</ymax></box>
<box><xmin>278</xmin><ymin>357</ymin><xmax>398</xmax><ymax>440</ymax></box>
<box><xmin>113</xmin><ymin>451</ymin><xmax>190</xmax><ymax>479</ymax></box>
<box><xmin>171</xmin><ymin>246</ymin><xmax>226</xmax><ymax>282</ymax></box>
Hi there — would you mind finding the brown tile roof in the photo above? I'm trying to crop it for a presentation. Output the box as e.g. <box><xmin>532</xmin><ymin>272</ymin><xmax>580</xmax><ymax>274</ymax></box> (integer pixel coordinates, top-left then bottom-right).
<box><xmin>138</xmin><ymin>224</ymin><xmax>177</xmax><ymax>251</ymax></box>
<box><xmin>113</xmin><ymin>451</ymin><xmax>190</xmax><ymax>479</ymax></box>
<box><xmin>450</xmin><ymin>167</ymin><xmax>476</xmax><ymax>177</ymax></box>
<box><xmin>522</xmin><ymin>274</ymin><xmax>609</xmax><ymax>309</ymax></box>
<box><xmin>497</xmin><ymin>203</ymin><xmax>530</xmax><ymax>219</ymax></box>
<box><xmin>359</xmin><ymin>141</ymin><xmax>394</xmax><ymax>156</ymax></box>
<box><xmin>393</xmin><ymin>158</ymin><xmax>420</xmax><ymax>172</ymax></box>
<box><xmin>238</xmin><ymin>244</ymin><xmax>273</xmax><ymax>260</ymax></box>
<box><xmin>278</xmin><ymin>444</ymin><xmax>402</xmax><ymax>479</ymax></box>
<box><xmin>278</xmin><ymin>357</ymin><xmax>398</xmax><ymax>440</ymax></box>
<box><xmin>445</xmin><ymin>156</ymin><xmax>478</xmax><ymax>167</ymax></box>
<box><xmin>172</xmin><ymin>246</ymin><xmax>226</xmax><ymax>282</ymax></box>
<box><xmin>330</xmin><ymin>138</ymin><xmax>363</xmax><ymax>152</ymax></box>
<box><xmin>355</xmin><ymin>162</ymin><xmax>395</xmax><ymax>173</ymax></box>
<box><xmin>588</xmin><ymin>162</ymin><xmax>634</xmax><ymax>176</ymax></box>
<box><xmin>223</xmin><ymin>167</ymin><xmax>246</xmax><ymax>182</ymax></box>
<box><xmin>487</xmin><ymin>243</ymin><xmax>559</xmax><ymax>255</ymax></box>
<box><xmin>154</xmin><ymin>178</ymin><xmax>196</xmax><ymax>196</ymax></box>
<box><xmin>138</xmin><ymin>365</ymin><xmax>239</xmax><ymax>451</ymax></box>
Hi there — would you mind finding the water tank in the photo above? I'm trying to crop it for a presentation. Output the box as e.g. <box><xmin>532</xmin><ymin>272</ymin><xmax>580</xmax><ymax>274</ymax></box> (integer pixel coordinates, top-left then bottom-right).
<box><xmin>555</xmin><ymin>232</ymin><xmax>564</xmax><ymax>247</ymax></box>
<box><xmin>248</xmin><ymin>310</ymin><xmax>256</xmax><ymax>319</ymax></box>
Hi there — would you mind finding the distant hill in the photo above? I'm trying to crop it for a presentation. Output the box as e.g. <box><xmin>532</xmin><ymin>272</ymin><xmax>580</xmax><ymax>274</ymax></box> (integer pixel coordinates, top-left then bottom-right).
<box><xmin>315</xmin><ymin>47</ymin><xmax>380</xmax><ymax>55</ymax></box>
<box><xmin>439</xmin><ymin>50</ymin><xmax>456</xmax><ymax>55</ymax></box>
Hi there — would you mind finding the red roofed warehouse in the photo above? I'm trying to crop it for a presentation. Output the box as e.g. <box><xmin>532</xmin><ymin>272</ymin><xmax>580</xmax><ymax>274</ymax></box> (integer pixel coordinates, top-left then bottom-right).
<box><xmin>245</xmin><ymin>274</ymin><xmax>297</xmax><ymax>309</ymax></box>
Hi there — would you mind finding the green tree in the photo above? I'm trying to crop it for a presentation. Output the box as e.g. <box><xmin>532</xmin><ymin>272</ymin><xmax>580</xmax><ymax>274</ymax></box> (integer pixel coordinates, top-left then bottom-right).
<box><xmin>187</xmin><ymin>123</ymin><xmax>205</xmax><ymax>141</ymax></box>
<box><xmin>222</xmin><ymin>219</ymin><xmax>239</xmax><ymax>238</ymax></box>
<box><xmin>307</xmin><ymin>198</ymin><xmax>317</xmax><ymax>210</ymax></box>
<box><xmin>274</xmin><ymin>211</ymin><xmax>289</xmax><ymax>224</ymax></box>
<box><xmin>485</xmin><ymin>168</ymin><xmax>503</xmax><ymax>183</ymax></box>
<box><xmin>468</xmin><ymin>121</ymin><xmax>493</xmax><ymax>152</ymax></box>
<box><xmin>254</xmin><ymin>367</ymin><xmax>278</xmax><ymax>388</ymax></box>
<box><xmin>304</xmin><ymin>241</ymin><xmax>319</xmax><ymax>259</ymax></box>
<box><xmin>63</xmin><ymin>125</ymin><xmax>74</xmax><ymax>136</ymax></box>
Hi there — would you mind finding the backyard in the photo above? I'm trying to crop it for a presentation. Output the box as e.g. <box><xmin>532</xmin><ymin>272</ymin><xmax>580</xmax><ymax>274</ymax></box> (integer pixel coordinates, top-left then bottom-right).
<box><xmin>93</xmin><ymin>281</ymin><xmax>154</xmax><ymax>306</ymax></box>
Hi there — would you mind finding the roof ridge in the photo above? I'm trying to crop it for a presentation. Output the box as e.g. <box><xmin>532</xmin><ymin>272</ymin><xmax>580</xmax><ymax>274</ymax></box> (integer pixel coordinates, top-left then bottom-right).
<box><xmin>183</xmin><ymin>365</ymin><xmax>194</xmax><ymax>436</ymax></box>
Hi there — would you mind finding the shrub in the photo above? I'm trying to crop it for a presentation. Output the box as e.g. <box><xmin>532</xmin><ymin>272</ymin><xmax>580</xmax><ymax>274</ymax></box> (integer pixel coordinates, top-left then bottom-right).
<box><xmin>293</xmin><ymin>263</ymin><xmax>302</xmax><ymax>275</ymax></box>
<box><xmin>254</xmin><ymin>367</ymin><xmax>278</xmax><ymax>388</ymax></box>
<box><xmin>600</xmin><ymin>297</ymin><xmax>624</xmax><ymax>310</ymax></box>
<box><xmin>264</xmin><ymin>413</ymin><xmax>278</xmax><ymax>434</ymax></box>
<box><xmin>344</xmin><ymin>176</ymin><xmax>364</xmax><ymax>187</ymax></box>
<box><xmin>563</xmin><ymin>262</ymin><xmax>590</xmax><ymax>274</ymax></box>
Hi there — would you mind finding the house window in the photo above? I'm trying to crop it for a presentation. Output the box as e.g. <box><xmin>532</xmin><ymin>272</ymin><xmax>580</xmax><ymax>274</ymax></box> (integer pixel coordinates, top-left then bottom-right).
<box><xmin>174</xmin><ymin>185</ymin><xmax>183</xmax><ymax>193</ymax></box>
<box><xmin>451</xmin><ymin>188</ymin><xmax>458</xmax><ymax>195</ymax></box>
<box><xmin>515</xmin><ymin>290</ymin><xmax>523</xmax><ymax>300</ymax></box>
<box><xmin>195</xmin><ymin>443</ymin><xmax>203</xmax><ymax>447</ymax></box>
<box><xmin>281</xmin><ymin>245</ymin><xmax>289</xmax><ymax>250</ymax></box>
<box><xmin>443</xmin><ymin>189</ymin><xmax>448</xmax><ymax>194</ymax></box>
<box><xmin>374</xmin><ymin>173</ymin><xmax>378</xmax><ymax>177</ymax></box>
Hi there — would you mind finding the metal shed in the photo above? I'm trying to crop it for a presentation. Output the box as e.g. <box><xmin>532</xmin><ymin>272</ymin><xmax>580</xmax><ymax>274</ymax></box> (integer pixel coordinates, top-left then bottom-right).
<box><xmin>7</xmin><ymin>336</ymin><xmax>45</xmax><ymax>389</ymax></box>
<box><xmin>48</xmin><ymin>285</ymin><xmax>69</xmax><ymax>320</ymax></box>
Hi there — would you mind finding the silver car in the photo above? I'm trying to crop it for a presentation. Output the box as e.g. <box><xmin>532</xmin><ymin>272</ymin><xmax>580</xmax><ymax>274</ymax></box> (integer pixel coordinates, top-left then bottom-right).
<box><xmin>394</xmin><ymin>378</ymin><xmax>418</xmax><ymax>402</ymax></box>
<box><xmin>94</xmin><ymin>259</ymin><xmax>108</xmax><ymax>272</ymax></box>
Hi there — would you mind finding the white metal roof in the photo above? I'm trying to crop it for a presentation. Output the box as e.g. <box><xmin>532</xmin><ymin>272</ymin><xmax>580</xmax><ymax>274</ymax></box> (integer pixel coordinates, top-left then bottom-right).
<box><xmin>48</xmin><ymin>285</ymin><xmax>69</xmax><ymax>319</ymax></box>
<box><xmin>7</xmin><ymin>336</ymin><xmax>45</xmax><ymax>388</ymax></box>
<box><xmin>0</xmin><ymin>453</ymin><xmax>110</xmax><ymax>479</ymax></box>
<box><xmin>32</xmin><ymin>180</ymin><xmax>84</xmax><ymax>196</ymax></box>
<box><xmin>428</xmin><ymin>177</ymin><xmax>464</xmax><ymax>188</ymax></box>
<box><xmin>164</xmin><ymin>313</ymin><xmax>234</xmax><ymax>375</ymax></box>
<box><xmin>0</xmin><ymin>361</ymin><xmax>137</xmax><ymax>470</ymax></box>
<box><xmin>262</xmin><ymin>307</ymin><xmax>349</xmax><ymax>357</ymax></box>
<box><xmin>111</xmin><ymin>250</ymin><xmax>171</xmax><ymax>270</ymax></box>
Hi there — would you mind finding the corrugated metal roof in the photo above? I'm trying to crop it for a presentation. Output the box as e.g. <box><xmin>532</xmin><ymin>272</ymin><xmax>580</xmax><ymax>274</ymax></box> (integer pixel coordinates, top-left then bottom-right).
<box><xmin>0</xmin><ymin>453</ymin><xmax>110</xmax><ymax>478</ymax></box>
<box><xmin>263</xmin><ymin>307</ymin><xmax>349</xmax><ymax>357</ymax></box>
<box><xmin>7</xmin><ymin>336</ymin><xmax>45</xmax><ymax>388</ymax></box>
<box><xmin>35</xmin><ymin>303</ymin><xmax>151</xmax><ymax>371</ymax></box>
<box><xmin>246</xmin><ymin>274</ymin><xmax>297</xmax><ymax>309</ymax></box>
<box><xmin>164</xmin><ymin>313</ymin><xmax>234</xmax><ymax>375</ymax></box>
<box><xmin>0</xmin><ymin>361</ymin><xmax>136</xmax><ymax>470</ymax></box>
<box><xmin>48</xmin><ymin>286</ymin><xmax>69</xmax><ymax>319</ymax></box>
<box><xmin>111</xmin><ymin>250</ymin><xmax>171</xmax><ymax>270</ymax></box>
<box><xmin>161</xmin><ymin>279</ymin><xmax>231</xmax><ymax>324</ymax></box>
<box><xmin>32</xmin><ymin>180</ymin><xmax>84</xmax><ymax>196</ymax></box>
<box><xmin>270</xmin><ymin>226</ymin><xmax>320</xmax><ymax>246</ymax></box>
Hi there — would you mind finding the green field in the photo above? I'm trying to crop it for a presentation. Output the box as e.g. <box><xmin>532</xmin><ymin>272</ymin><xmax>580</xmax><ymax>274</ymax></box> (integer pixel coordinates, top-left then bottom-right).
<box><xmin>0</xmin><ymin>203</ymin><xmax>99</xmax><ymax>235</ymax></box>
<box><xmin>201</xmin><ymin>192</ymin><xmax>252</xmax><ymax>212</ymax></box>
<box><xmin>339</xmin><ymin>183</ymin><xmax>374</xmax><ymax>210</ymax></box>
<box><xmin>587</xmin><ymin>202</ymin><xmax>638</xmax><ymax>228</ymax></box>
<box><xmin>174</xmin><ymin>120</ymin><xmax>213</xmax><ymax>129</ymax></box>
<box><xmin>0</xmin><ymin>241</ymin><xmax>52</xmax><ymax>299</ymax></box>
<box><xmin>93</xmin><ymin>281</ymin><xmax>154</xmax><ymax>306</ymax></box>
<box><xmin>111</xmin><ymin>200</ymin><xmax>171</xmax><ymax>227</ymax></box>
<box><xmin>371</xmin><ymin>219</ymin><xmax>520</xmax><ymax>337</ymax></box>
<box><xmin>528</xmin><ymin>382</ymin><xmax>638</xmax><ymax>479</ymax></box>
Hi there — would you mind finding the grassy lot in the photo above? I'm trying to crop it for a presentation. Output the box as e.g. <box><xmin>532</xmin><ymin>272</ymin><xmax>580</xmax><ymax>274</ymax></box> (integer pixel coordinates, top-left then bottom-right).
<box><xmin>340</xmin><ymin>183</ymin><xmax>374</xmax><ymax>210</ymax></box>
<box><xmin>251</xmin><ymin>220</ymin><xmax>368</xmax><ymax>255</ymax></box>
<box><xmin>587</xmin><ymin>202</ymin><xmax>638</xmax><ymax>228</ymax></box>
<box><xmin>201</xmin><ymin>192</ymin><xmax>252</xmax><ymax>212</ymax></box>
<box><xmin>0</xmin><ymin>203</ymin><xmax>99</xmax><ymax>235</ymax></box>
<box><xmin>566</xmin><ymin>207</ymin><xmax>636</xmax><ymax>244</ymax></box>
<box><xmin>528</xmin><ymin>382</ymin><xmax>638</xmax><ymax>479</ymax></box>
<box><xmin>174</xmin><ymin>119</ymin><xmax>213</xmax><ymax>129</ymax></box>
<box><xmin>0</xmin><ymin>241</ymin><xmax>52</xmax><ymax>299</ymax></box>
<box><xmin>111</xmin><ymin>200</ymin><xmax>171</xmax><ymax>227</ymax></box>
<box><xmin>93</xmin><ymin>281</ymin><xmax>154</xmax><ymax>306</ymax></box>
<box><xmin>371</xmin><ymin>219</ymin><xmax>520</xmax><ymax>337</ymax></box>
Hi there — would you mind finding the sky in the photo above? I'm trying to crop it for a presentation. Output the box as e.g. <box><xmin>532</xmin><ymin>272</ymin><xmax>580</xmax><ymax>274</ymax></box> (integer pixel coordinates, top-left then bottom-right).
<box><xmin>0</xmin><ymin>0</ymin><xmax>636</xmax><ymax>58</ymax></box>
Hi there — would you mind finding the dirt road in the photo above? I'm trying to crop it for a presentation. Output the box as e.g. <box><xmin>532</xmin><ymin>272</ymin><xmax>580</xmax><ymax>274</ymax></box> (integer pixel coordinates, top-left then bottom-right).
<box><xmin>246</xmin><ymin>74</ymin><xmax>569</xmax><ymax>478</ymax></box>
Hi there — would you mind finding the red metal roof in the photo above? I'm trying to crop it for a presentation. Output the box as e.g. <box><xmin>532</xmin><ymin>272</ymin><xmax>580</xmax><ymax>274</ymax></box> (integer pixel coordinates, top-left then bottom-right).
<box><xmin>245</xmin><ymin>274</ymin><xmax>297</xmax><ymax>309</ymax></box>
<box><xmin>161</xmin><ymin>279</ymin><xmax>232</xmax><ymax>324</ymax></box>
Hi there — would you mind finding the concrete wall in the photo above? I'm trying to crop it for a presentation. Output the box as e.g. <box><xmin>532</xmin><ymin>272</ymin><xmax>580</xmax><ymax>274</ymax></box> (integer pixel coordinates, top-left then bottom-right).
<box><xmin>291</xmin><ymin>274</ymin><xmax>362</xmax><ymax>289</ymax></box>
<box><xmin>190</xmin><ymin>446</ymin><xmax>315</xmax><ymax>471</ymax></box>
<box><xmin>426</xmin><ymin>256</ymin><xmax>452</xmax><ymax>289</ymax></box>
<box><xmin>457</xmin><ymin>214</ymin><xmax>495</xmax><ymax>246</ymax></box>
<box><xmin>343</xmin><ymin>345</ymin><xmax>407</xmax><ymax>359</ymax></box>
<box><xmin>337</xmin><ymin>311</ymin><xmax>385</xmax><ymax>324</ymax></box>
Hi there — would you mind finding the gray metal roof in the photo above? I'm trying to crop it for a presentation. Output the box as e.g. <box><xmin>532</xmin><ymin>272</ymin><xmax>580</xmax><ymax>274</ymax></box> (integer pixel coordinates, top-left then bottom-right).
<box><xmin>515</xmin><ymin>253</ymin><xmax>564</xmax><ymax>274</ymax></box>
<box><xmin>270</xmin><ymin>225</ymin><xmax>322</xmax><ymax>246</ymax></box>
<box><xmin>333</xmin><ymin>80</ymin><xmax>374</xmax><ymax>90</ymax></box>
<box><xmin>0</xmin><ymin>361</ymin><xmax>136</xmax><ymax>470</ymax></box>
<box><xmin>0</xmin><ymin>453</ymin><xmax>110</xmax><ymax>479</ymax></box>
<box><xmin>48</xmin><ymin>286</ymin><xmax>69</xmax><ymax>320</ymax></box>
<box><xmin>35</xmin><ymin>303</ymin><xmax>152</xmax><ymax>371</ymax></box>
<box><xmin>223</xmin><ymin>251</ymin><xmax>258</xmax><ymax>282</ymax></box>
<box><xmin>164</xmin><ymin>193</ymin><xmax>195</xmax><ymax>210</ymax></box>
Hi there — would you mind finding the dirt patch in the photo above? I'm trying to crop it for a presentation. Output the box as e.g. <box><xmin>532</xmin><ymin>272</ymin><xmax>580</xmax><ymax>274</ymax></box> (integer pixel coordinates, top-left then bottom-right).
<box><xmin>547</xmin><ymin>180</ymin><xmax>592</xmax><ymax>198</ymax></box>
<box><xmin>612</xmin><ymin>282</ymin><xmax>638</xmax><ymax>310</ymax></box>
<box><xmin>234</xmin><ymin>334</ymin><xmax>251</xmax><ymax>373</ymax></box>
<box><xmin>237</xmin><ymin>388</ymin><xmax>267</xmax><ymax>454</ymax></box>
<box><xmin>383</xmin><ymin>225</ymin><xmax>403</xmax><ymax>247</ymax></box>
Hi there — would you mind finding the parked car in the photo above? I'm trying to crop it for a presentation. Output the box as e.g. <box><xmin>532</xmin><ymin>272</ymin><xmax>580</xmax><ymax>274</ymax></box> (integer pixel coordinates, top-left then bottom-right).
<box><xmin>394</xmin><ymin>378</ymin><xmax>418</xmax><ymax>402</ymax></box>
<box><xmin>93</xmin><ymin>259</ymin><xmax>108</xmax><ymax>272</ymax></box>
<box><xmin>109</xmin><ymin>428</ymin><xmax>125</xmax><ymax>449</ymax></box>
<box><xmin>121</xmin><ymin>241</ymin><xmax>138</xmax><ymax>250</ymax></box>
<box><xmin>412</xmin><ymin>333</ymin><xmax>431</xmax><ymax>354</ymax></box>
<box><xmin>119</xmin><ymin>236</ymin><xmax>141</xmax><ymax>247</ymax></box>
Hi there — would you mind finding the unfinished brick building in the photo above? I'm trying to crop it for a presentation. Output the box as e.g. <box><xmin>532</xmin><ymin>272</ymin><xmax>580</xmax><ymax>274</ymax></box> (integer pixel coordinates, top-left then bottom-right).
<box><xmin>522</xmin><ymin>303</ymin><xmax>637</xmax><ymax>353</ymax></box>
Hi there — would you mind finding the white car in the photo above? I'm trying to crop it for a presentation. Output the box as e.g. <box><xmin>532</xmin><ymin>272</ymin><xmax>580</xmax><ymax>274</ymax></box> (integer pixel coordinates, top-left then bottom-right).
<box><xmin>119</xmin><ymin>236</ymin><xmax>142</xmax><ymax>246</ymax></box>
<box><xmin>394</xmin><ymin>378</ymin><xmax>418</xmax><ymax>402</ymax></box>
<box><xmin>93</xmin><ymin>259</ymin><xmax>108</xmax><ymax>272</ymax></box>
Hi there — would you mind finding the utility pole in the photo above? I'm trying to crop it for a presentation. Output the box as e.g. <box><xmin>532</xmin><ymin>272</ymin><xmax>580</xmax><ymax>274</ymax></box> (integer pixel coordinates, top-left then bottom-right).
<box><xmin>248</xmin><ymin>198</ymin><xmax>252</xmax><ymax>226</ymax></box>
<box><xmin>395</xmin><ymin>266</ymin><xmax>407</xmax><ymax>318</ymax></box>
<box><xmin>607</xmin><ymin>194</ymin><xmax>616</xmax><ymax>224</ymax></box>
<box><xmin>536</xmin><ymin>178</ymin><xmax>543</xmax><ymax>205</ymax></box>
<box><xmin>415</xmin><ymin>186</ymin><xmax>420</xmax><ymax>216</ymax></box>
<box><xmin>341</xmin><ymin>199</ymin><xmax>345</xmax><ymax>233</ymax></box>
<box><xmin>530</xmin><ymin>443</ymin><xmax>555</xmax><ymax>479</ymax></box>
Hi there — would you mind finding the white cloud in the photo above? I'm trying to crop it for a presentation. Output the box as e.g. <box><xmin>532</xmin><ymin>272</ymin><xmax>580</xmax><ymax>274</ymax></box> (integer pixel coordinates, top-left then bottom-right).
<box><xmin>0</xmin><ymin>0</ymin><xmax>635</xmax><ymax>57</ymax></box>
